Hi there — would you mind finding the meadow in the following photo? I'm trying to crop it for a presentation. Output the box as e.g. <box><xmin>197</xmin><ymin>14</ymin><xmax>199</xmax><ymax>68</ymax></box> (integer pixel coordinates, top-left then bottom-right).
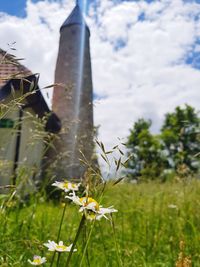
<box><xmin>0</xmin><ymin>180</ymin><xmax>200</xmax><ymax>267</ymax></box>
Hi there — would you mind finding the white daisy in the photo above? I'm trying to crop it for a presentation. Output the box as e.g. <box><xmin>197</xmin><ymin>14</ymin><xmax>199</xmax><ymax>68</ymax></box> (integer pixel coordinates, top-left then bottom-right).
<box><xmin>66</xmin><ymin>192</ymin><xmax>117</xmax><ymax>220</ymax></box>
<box><xmin>66</xmin><ymin>192</ymin><xmax>99</xmax><ymax>212</ymax></box>
<box><xmin>28</xmin><ymin>255</ymin><xmax>46</xmax><ymax>265</ymax></box>
<box><xmin>52</xmin><ymin>180</ymin><xmax>80</xmax><ymax>192</ymax></box>
<box><xmin>168</xmin><ymin>204</ymin><xmax>178</xmax><ymax>209</ymax></box>
<box><xmin>43</xmin><ymin>240</ymin><xmax>77</xmax><ymax>253</ymax></box>
<box><xmin>96</xmin><ymin>207</ymin><xmax>118</xmax><ymax>220</ymax></box>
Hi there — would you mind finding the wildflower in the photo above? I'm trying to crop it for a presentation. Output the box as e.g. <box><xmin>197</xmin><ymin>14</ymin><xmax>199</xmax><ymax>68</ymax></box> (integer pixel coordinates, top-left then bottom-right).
<box><xmin>175</xmin><ymin>240</ymin><xmax>192</xmax><ymax>267</ymax></box>
<box><xmin>52</xmin><ymin>180</ymin><xmax>80</xmax><ymax>192</ymax></box>
<box><xmin>28</xmin><ymin>256</ymin><xmax>46</xmax><ymax>265</ymax></box>
<box><xmin>66</xmin><ymin>192</ymin><xmax>118</xmax><ymax>220</ymax></box>
<box><xmin>44</xmin><ymin>240</ymin><xmax>77</xmax><ymax>253</ymax></box>
<box><xmin>168</xmin><ymin>204</ymin><xmax>178</xmax><ymax>209</ymax></box>
<box><xmin>96</xmin><ymin>206</ymin><xmax>118</xmax><ymax>220</ymax></box>
<box><xmin>79</xmin><ymin>197</ymin><xmax>100</xmax><ymax>212</ymax></box>
<box><xmin>176</xmin><ymin>253</ymin><xmax>192</xmax><ymax>267</ymax></box>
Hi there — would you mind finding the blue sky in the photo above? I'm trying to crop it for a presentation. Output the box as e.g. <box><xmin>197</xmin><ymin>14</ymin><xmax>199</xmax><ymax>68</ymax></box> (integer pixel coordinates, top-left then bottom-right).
<box><xmin>0</xmin><ymin>0</ymin><xmax>200</xmax><ymax>156</ymax></box>
<box><xmin>1</xmin><ymin>0</ymin><xmax>200</xmax><ymax>20</ymax></box>
<box><xmin>1</xmin><ymin>0</ymin><xmax>200</xmax><ymax>14</ymax></box>
<box><xmin>0</xmin><ymin>0</ymin><xmax>39</xmax><ymax>17</ymax></box>
<box><xmin>4</xmin><ymin>0</ymin><xmax>200</xmax><ymax>17</ymax></box>
<box><xmin>0</xmin><ymin>0</ymin><xmax>92</xmax><ymax>17</ymax></box>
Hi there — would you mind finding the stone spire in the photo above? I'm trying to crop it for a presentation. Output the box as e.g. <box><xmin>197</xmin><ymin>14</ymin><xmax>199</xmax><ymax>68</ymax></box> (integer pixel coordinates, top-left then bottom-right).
<box><xmin>60</xmin><ymin>2</ymin><xmax>89</xmax><ymax>32</ymax></box>
<box><xmin>48</xmin><ymin>3</ymin><xmax>94</xmax><ymax>179</ymax></box>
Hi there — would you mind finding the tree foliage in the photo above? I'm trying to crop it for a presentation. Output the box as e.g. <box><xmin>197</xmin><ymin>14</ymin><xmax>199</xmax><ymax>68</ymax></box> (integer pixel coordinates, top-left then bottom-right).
<box><xmin>126</xmin><ymin>119</ymin><xmax>166</xmax><ymax>180</ymax></box>
<box><xmin>161</xmin><ymin>105</ymin><xmax>200</xmax><ymax>172</ymax></box>
<box><xmin>126</xmin><ymin>105</ymin><xmax>200</xmax><ymax>181</ymax></box>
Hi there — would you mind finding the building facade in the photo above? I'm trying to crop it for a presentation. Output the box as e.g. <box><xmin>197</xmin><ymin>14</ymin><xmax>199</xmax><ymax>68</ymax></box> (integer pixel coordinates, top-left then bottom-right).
<box><xmin>0</xmin><ymin>50</ymin><xmax>60</xmax><ymax>191</ymax></box>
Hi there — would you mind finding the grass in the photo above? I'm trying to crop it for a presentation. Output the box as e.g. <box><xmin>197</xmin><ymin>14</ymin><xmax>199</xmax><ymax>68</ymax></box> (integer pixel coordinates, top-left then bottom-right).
<box><xmin>0</xmin><ymin>180</ymin><xmax>200</xmax><ymax>266</ymax></box>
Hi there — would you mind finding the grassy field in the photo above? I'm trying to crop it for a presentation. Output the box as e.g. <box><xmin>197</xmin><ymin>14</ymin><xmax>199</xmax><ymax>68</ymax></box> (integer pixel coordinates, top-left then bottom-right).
<box><xmin>0</xmin><ymin>180</ymin><xmax>200</xmax><ymax>266</ymax></box>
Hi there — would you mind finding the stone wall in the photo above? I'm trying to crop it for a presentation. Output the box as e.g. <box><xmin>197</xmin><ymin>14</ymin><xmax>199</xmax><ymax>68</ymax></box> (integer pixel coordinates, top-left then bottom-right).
<box><xmin>49</xmin><ymin>24</ymin><xmax>94</xmax><ymax>179</ymax></box>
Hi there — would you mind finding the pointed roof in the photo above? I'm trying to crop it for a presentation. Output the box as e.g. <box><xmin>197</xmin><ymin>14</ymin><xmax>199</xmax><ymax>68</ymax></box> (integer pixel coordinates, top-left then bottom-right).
<box><xmin>0</xmin><ymin>49</ymin><xmax>32</xmax><ymax>88</ymax></box>
<box><xmin>60</xmin><ymin>3</ymin><xmax>89</xmax><ymax>32</ymax></box>
<box><xmin>0</xmin><ymin>49</ymin><xmax>61</xmax><ymax>133</ymax></box>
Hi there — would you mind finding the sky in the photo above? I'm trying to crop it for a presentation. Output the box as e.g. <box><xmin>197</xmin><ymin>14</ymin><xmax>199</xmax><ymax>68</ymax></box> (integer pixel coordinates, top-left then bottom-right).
<box><xmin>0</xmin><ymin>0</ymin><xmax>200</xmax><ymax>166</ymax></box>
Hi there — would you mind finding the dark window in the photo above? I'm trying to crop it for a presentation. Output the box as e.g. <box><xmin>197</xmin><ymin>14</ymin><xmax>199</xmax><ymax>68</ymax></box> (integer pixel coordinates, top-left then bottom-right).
<box><xmin>0</xmin><ymin>119</ymin><xmax>14</xmax><ymax>128</ymax></box>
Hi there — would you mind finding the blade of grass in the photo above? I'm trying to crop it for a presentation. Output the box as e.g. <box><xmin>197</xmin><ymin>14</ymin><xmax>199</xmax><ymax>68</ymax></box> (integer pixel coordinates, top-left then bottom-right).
<box><xmin>110</xmin><ymin>215</ymin><xmax>123</xmax><ymax>267</ymax></box>
<box><xmin>65</xmin><ymin>215</ymin><xmax>86</xmax><ymax>267</ymax></box>
<box><xmin>50</xmin><ymin>202</ymin><xmax>67</xmax><ymax>267</ymax></box>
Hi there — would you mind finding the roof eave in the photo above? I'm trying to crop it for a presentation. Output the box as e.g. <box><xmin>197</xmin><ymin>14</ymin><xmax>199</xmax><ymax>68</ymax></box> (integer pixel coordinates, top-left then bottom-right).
<box><xmin>60</xmin><ymin>23</ymin><xmax>90</xmax><ymax>35</ymax></box>
<box><xmin>0</xmin><ymin>75</ymin><xmax>61</xmax><ymax>133</ymax></box>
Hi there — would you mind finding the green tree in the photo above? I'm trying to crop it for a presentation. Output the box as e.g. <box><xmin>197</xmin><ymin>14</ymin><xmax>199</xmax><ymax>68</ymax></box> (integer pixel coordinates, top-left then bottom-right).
<box><xmin>126</xmin><ymin>119</ymin><xmax>166</xmax><ymax>180</ymax></box>
<box><xmin>126</xmin><ymin>105</ymin><xmax>200</xmax><ymax>181</ymax></box>
<box><xmin>161</xmin><ymin>105</ymin><xmax>200</xmax><ymax>174</ymax></box>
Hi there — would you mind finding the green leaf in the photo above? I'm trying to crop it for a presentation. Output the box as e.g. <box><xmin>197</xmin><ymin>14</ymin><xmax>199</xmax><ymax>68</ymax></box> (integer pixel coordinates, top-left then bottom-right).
<box><xmin>116</xmin><ymin>158</ymin><xmax>121</xmax><ymax>171</ymax></box>
<box><xmin>113</xmin><ymin>176</ymin><xmax>125</xmax><ymax>186</ymax></box>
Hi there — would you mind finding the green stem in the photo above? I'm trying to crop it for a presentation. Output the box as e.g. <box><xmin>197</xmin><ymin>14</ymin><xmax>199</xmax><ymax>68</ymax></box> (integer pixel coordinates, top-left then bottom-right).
<box><xmin>111</xmin><ymin>215</ymin><xmax>122</xmax><ymax>267</ymax></box>
<box><xmin>65</xmin><ymin>215</ymin><xmax>86</xmax><ymax>267</ymax></box>
<box><xmin>84</xmin><ymin>224</ymin><xmax>90</xmax><ymax>267</ymax></box>
<box><xmin>56</xmin><ymin>253</ymin><xmax>61</xmax><ymax>267</ymax></box>
<box><xmin>98</xmin><ymin>222</ymin><xmax>109</xmax><ymax>264</ymax></box>
<box><xmin>57</xmin><ymin>203</ymin><xmax>67</xmax><ymax>242</ymax></box>
<box><xmin>79</xmin><ymin>184</ymin><xmax>107</xmax><ymax>267</ymax></box>
<box><xmin>50</xmin><ymin>252</ymin><xmax>56</xmax><ymax>267</ymax></box>
<box><xmin>50</xmin><ymin>203</ymin><xmax>67</xmax><ymax>267</ymax></box>
<box><xmin>79</xmin><ymin>220</ymin><xmax>96</xmax><ymax>267</ymax></box>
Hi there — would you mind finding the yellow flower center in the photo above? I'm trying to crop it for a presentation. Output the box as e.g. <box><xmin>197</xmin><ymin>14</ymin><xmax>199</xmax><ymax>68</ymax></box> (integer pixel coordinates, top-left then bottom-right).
<box><xmin>71</xmin><ymin>183</ymin><xmax>77</xmax><ymax>189</ymax></box>
<box><xmin>56</xmin><ymin>244</ymin><xmax>67</xmax><ymax>250</ymax></box>
<box><xmin>33</xmin><ymin>259</ymin><xmax>41</xmax><ymax>264</ymax></box>
<box><xmin>63</xmin><ymin>182</ymin><xmax>69</xmax><ymax>189</ymax></box>
<box><xmin>79</xmin><ymin>197</ymin><xmax>99</xmax><ymax>211</ymax></box>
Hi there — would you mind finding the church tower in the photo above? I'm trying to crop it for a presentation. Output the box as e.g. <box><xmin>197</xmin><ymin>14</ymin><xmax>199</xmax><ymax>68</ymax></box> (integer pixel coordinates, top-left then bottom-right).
<box><xmin>51</xmin><ymin>1</ymin><xmax>94</xmax><ymax>179</ymax></box>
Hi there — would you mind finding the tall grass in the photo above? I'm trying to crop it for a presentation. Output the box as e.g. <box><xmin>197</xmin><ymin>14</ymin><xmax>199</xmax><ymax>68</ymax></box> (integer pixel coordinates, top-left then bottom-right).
<box><xmin>0</xmin><ymin>51</ymin><xmax>198</xmax><ymax>267</ymax></box>
<box><xmin>0</xmin><ymin>180</ymin><xmax>200</xmax><ymax>266</ymax></box>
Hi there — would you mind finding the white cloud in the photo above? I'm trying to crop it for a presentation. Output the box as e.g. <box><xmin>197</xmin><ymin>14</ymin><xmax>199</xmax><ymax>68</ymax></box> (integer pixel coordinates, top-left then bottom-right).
<box><xmin>0</xmin><ymin>0</ymin><xmax>74</xmax><ymax>102</ymax></box>
<box><xmin>90</xmin><ymin>0</ymin><xmax>200</xmax><ymax>149</ymax></box>
<box><xmin>0</xmin><ymin>0</ymin><xmax>200</xmax><ymax>171</ymax></box>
